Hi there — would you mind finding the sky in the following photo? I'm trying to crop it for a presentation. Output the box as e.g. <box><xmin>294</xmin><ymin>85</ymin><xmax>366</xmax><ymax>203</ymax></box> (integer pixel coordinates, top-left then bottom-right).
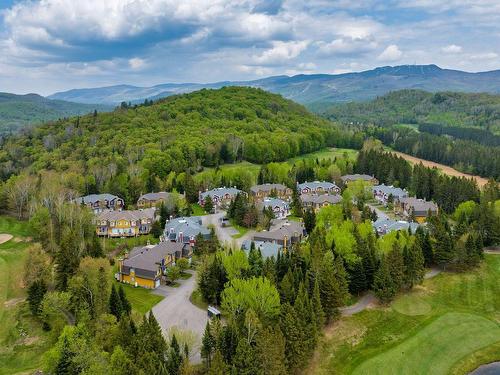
<box><xmin>0</xmin><ymin>0</ymin><xmax>499</xmax><ymax>95</ymax></box>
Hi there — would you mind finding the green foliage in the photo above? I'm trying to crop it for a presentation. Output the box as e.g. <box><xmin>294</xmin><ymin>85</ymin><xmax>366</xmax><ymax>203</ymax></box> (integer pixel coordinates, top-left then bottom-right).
<box><xmin>222</xmin><ymin>277</ymin><xmax>281</xmax><ymax>323</ymax></box>
<box><xmin>27</xmin><ymin>279</ymin><xmax>47</xmax><ymax>316</ymax></box>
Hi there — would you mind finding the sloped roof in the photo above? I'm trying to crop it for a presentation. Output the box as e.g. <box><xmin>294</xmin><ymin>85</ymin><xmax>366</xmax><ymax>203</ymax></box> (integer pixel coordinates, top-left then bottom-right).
<box><xmin>123</xmin><ymin>242</ymin><xmax>187</xmax><ymax>276</ymax></box>
<box><xmin>77</xmin><ymin>193</ymin><xmax>122</xmax><ymax>204</ymax></box>
<box><xmin>372</xmin><ymin>184</ymin><xmax>408</xmax><ymax>199</ymax></box>
<box><xmin>399</xmin><ymin>197</ymin><xmax>438</xmax><ymax>213</ymax></box>
<box><xmin>298</xmin><ymin>181</ymin><xmax>339</xmax><ymax>191</ymax></box>
<box><xmin>164</xmin><ymin>216</ymin><xmax>210</xmax><ymax>239</ymax></box>
<box><xmin>200</xmin><ymin>187</ymin><xmax>243</xmax><ymax>200</ymax></box>
<box><xmin>372</xmin><ymin>217</ymin><xmax>420</xmax><ymax>234</ymax></box>
<box><xmin>97</xmin><ymin>207</ymin><xmax>156</xmax><ymax>221</ymax></box>
<box><xmin>300</xmin><ymin>194</ymin><xmax>342</xmax><ymax>205</ymax></box>
<box><xmin>261</xmin><ymin>197</ymin><xmax>289</xmax><ymax>210</ymax></box>
<box><xmin>250</xmin><ymin>183</ymin><xmax>289</xmax><ymax>193</ymax></box>
<box><xmin>138</xmin><ymin>192</ymin><xmax>171</xmax><ymax>201</ymax></box>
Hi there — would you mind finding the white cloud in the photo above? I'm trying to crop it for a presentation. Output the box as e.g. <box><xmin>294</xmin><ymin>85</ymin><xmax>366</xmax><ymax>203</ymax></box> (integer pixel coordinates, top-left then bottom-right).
<box><xmin>129</xmin><ymin>57</ymin><xmax>147</xmax><ymax>70</ymax></box>
<box><xmin>253</xmin><ymin>40</ymin><xmax>309</xmax><ymax>65</ymax></box>
<box><xmin>316</xmin><ymin>37</ymin><xmax>378</xmax><ymax>56</ymax></box>
<box><xmin>377</xmin><ymin>44</ymin><xmax>403</xmax><ymax>62</ymax></box>
<box><xmin>469</xmin><ymin>52</ymin><xmax>498</xmax><ymax>60</ymax></box>
<box><xmin>441</xmin><ymin>44</ymin><xmax>462</xmax><ymax>54</ymax></box>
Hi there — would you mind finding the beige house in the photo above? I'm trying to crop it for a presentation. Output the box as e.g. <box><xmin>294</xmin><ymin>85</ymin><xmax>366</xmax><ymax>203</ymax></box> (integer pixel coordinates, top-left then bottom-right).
<box><xmin>250</xmin><ymin>183</ymin><xmax>293</xmax><ymax>201</ymax></box>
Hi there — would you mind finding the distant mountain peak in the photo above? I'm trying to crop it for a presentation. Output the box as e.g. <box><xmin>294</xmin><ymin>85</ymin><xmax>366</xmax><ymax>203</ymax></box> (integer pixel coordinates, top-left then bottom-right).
<box><xmin>47</xmin><ymin>64</ymin><xmax>500</xmax><ymax>105</ymax></box>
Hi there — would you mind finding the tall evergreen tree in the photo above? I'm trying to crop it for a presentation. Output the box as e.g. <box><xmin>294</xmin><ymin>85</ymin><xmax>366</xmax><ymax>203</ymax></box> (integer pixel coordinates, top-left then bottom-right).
<box><xmin>373</xmin><ymin>256</ymin><xmax>397</xmax><ymax>303</ymax></box>
<box><xmin>255</xmin><ymin>327</ymin><xmax>287</xmax><ymax>375</ymax></box>
<box><xmin>279</xmin><ymin>303</ymin><xmax>306</xmax><ymax>372</ymax></box>
<box><xmin>118</xmin><ymin>285</ymin><xmax>132</xmax><ymax>316</ymax></box>
<box><xmin>168</xmin><ymin>334</ymin><xmax>183</xmax><ymax>375</ymax></box>
<box><xmin>403</xmin><ymin>244</ymin><xmax>425</xmax><ymax>289</ymax></box>
<box><xmin>109</xmin><ymin>284</ymin><xmax>123</xmax><ymax>320</ymax></box>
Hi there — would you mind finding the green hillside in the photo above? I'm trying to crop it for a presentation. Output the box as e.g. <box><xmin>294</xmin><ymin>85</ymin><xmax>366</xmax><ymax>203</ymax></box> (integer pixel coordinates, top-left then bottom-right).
<box><xmin>0</xmin><ymin>92</ymin><xmax>111</xmax><ymax>135</ymax></box>
<box><xmin>0</xmin><ymin>87</ymin><xmax>359</xmax><ymax>199</ymax></box>
<box><xmin>319</xmin><ymin>89</ymin><xmax>500</xmax><ymax>134</ymax></box>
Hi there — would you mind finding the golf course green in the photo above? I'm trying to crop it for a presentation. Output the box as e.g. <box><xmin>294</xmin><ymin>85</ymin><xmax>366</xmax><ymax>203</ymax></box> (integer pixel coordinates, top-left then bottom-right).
<box><xmin>311</xmin><ymin>255</ymin><xmax>500</xmax><ymax>375</ymax></box>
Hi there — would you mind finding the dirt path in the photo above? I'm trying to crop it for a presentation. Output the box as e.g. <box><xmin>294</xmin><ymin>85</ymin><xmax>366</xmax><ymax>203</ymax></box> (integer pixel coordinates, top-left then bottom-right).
<box><xmin>0</xmin><ymin>234</ymin><xmax>13</xmax><ymax>245</ymax></box>
<box><xmin>390</xmin><ymin>151</ymin><xmax>490</xmax><ymax>187</ymax></box>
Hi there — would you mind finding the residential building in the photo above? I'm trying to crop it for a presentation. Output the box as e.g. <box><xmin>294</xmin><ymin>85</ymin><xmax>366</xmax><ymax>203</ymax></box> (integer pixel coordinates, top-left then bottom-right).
<box><xmin>76</xmin><ymin>193</ymin><xmax>124</xmax><ymax>213</ymax></box>
<box><xmin>252</xmin><ymin>221</ymin><xmax>305</xmax><ymax>249</ymax></box>
<box><xmin>241</xmin><ymin>240</ymin><xmax>283</xmax><ymax>259</ymax></box>
<box><xmin>297</xmin><ymin>181</ymin><xmax>340</xmax><ymax>195</ymax></box>
<box><xmin>396</xmin><ymin>197</ymin><xmax>439</xmax><ymax>223</ymax></box>
<box><xmin>250</xmin><ymin>183</ymin><xmax>293</xmax><ymax>201</ymax></box>
<box><xmin>259</xmin><ymin>198</ymin><xmax>290</xmax><ymax>219</ymax></box>
<box><xmin>118</xmin><ymin>241</ymin><xmax>192</xmax><ymax>289</ymax></box>
<box><xmin>341</xmin><ymin>174</ymin><xmax>379</xmax><ymax>185</ymax></box>
<box><xmin>372</xmin><ymin>184</ymin><xmax>408</xmax><ymax>205</ymax></box>
<box><xmin>163</xmin><ymin>216</ymin><xmax>211</xmax><ymax>244</ymax></box>
<box><xmin>301</xmin><ymin>194</ymin><xmax>342</xmax><ymax>212</ymax></box>
<box><xmin>199</xmin><ymin>187</ymin><xmax>243</xmax><ymax>208</ymax></box>
<box><xmin>96</xmin><ymin>208</ymin><xmax>156</xmax><ymax>237</ymax></box>
<box><xmin>137</xmin><ymin>192</ymin><xmax>171</xmax><ymax>208</ymax></box>
<box><xmin>372</xmin><ymin>217</ymin><xmax>420</xmax><ymax>236</ymax></box>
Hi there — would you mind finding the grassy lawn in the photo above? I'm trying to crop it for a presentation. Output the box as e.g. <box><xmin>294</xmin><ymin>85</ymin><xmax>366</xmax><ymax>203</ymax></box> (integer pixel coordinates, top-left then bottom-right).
<box><xmin>0</xmin><ymin>216</ymin><xmax>52</xmax><ymax>375</ymax></box>
<box><xmin>191</xmin><ymin>203</ymin><xmax>207</xmax><ymax>216</ymax></box>
<box><xmin>190</xmin><ymin>289</ymin><xmax>209</xmax><ymax>311</ymax></box>
<box><xmin>310</xmin><ymin>255</ymin><xmax>500</xmax><ymax>375</ymax></box>
<box><xmin>118</xmin><ymin>283</ymin><xmax>164</xmax><ymax>315</ymax></box>
<box><xmin>286</xmin><ymin>215</ymin><xmax>302</xmax><ymax>222</ymax></box>
<box><xmin>229</xmin><ymin>219</ymin><xmax>249</xmax><ymax>239</ymax></box>
<box><xmin>101</xmin><ymin>234</ymin><xmax>155</xmax><ymax>255</ymax></box>
<box><xmin>287</xmin><ymin>147</ymin><xmax>358</xmax><ymax>164</ymax></box>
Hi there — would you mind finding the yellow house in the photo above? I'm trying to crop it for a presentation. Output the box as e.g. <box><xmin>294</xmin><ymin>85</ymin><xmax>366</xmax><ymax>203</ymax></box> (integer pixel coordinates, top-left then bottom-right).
<box><xmin>396</xmin><ymin>197</ymin><xmax>439</xmax><ymax>223</ymax></box>
<box><xmin>118</xmin><ymin>242</ymin><xmax>192</xmax><ymax>289</ymax></box>
<box><xmin>96</xmin><ymin>208</ymin><xmax>156</xmax><ymax>237</ymax></box>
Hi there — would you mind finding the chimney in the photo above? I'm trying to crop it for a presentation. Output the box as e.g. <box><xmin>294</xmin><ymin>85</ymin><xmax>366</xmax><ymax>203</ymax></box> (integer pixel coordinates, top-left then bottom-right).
<box><xmin>179</xmin><ymin>231</ymin><xmax>184</xmax><ymax>243</ymax></box>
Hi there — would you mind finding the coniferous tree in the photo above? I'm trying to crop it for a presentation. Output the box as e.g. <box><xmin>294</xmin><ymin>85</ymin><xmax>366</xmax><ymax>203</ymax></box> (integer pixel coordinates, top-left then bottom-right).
<box><xmin>415</xmin><ymin>227</ymin><xmax>433</xmax><ymax>266</ymax></box>
<box><xmin>373</xmin><ymin>256</ymin><xmax>397</xmax><ymax>303</ymax></box>
<box><xmin>279</xmin><ymin>269</ymin><xmax>296</xmax><ymax>304</ymax></box>
<box><xmin>387</xmin><ymin>242</ymin><xmax>405</xmax><ymax>291</ymax></box>
<box><xmin>27</xmin><ymin>279</ymin><xmax>47</xmax><ymax>316</ymax></box>
<box><xmin>279</xmin><ymin>303</ymin><xmax>306</xmax><ymax>372</ymax></box>
<box><xmin>55</xmin><ymin>229</ymin><xmax>80</xmax><ymax>291</ymax></box>
<box><xmin>348</xmin><ymin>260</ymin><xmax>367</xmax><ymax>295</ymax></box>
<box><xmin>232</xmin><ymin>337</ymin><xmax>258</xmax><ymax>375</ymax></box>
<box><xmin>168</xmin><ymin>334</ymin><xmax>183</xmax><ymax>375</ymax></box>
<box><xmin>318</xmin><ymin>252</ymin><xmax>345</xmax><ymax>321</ymax></box>
<box><xmin>109</xmin><ymin>284</ymin><xmax>123</xmax><ymax>320</ymax></box>
<box><xmin>118</xmin><ymin>285</ymin><xmax>132</xmax><ymax>316</ymax></box>
<box><xmin>201</xmin><ymin>322</ymin><xmax>215</xmax><ymax>367</ymax></box>
<box><xmin>403</xmin><ymin>244</ymin><xmax>425</xmax><ymax>289</ymax></box>
<box><xmin>55</xmin><ymin>336</ymin><xmax>73</xmax><ymax>375</ymax></box>
<box><xmin>294</xmin><ymin>283</ymin><xmax>317</xmax><ymax>355</ymax></box>
<box><xmin>204</xmin><ymin>195</ymin><xmax>214</xmax><ymax>213</ymax></box>
<box><xmin>248</xmin><ymin>247</ymin><xmax>263</xmax><ymax>277</ymax></box>
<box><xmin>208</xmin><ymin>350</ymin><xmax>227</xmax><ymax>375</ymax></box>
<box><xmin>303</xmin><ymin>208</ymin><xmax>316</xmax><ymax>233</ymax></box>
<box><xmin>312</xmin><ymin>278</ymin><xmax>325</xmax><ymax>330</ymax></box>
<box><xmin>255</xmin><ymin>327</ymin><xmax>287</xmax><ymax>375</ymax></box>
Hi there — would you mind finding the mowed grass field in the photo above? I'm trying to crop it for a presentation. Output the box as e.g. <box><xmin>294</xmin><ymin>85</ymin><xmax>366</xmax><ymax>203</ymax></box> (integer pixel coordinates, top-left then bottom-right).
<box><xmin>0</xmin><ymin>216</ymin><xmax>52</xmax><ymax>375</ymax></box>
<box><xmin>310</xmin><ymin>255</ymin><xmax>500</xmax><ymax>375</ymax></box>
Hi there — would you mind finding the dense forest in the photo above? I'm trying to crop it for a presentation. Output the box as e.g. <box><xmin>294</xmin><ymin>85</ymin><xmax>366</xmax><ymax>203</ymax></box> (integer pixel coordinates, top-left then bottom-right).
<box><xmin>320</xmin><ymin>89</ymin><xmax>500</xmax><ymax>134</ymax></box>
<box><xmin>0</xmin><ymin>87</ymin><xmax>362</xmax><ymax>205</ymax></box>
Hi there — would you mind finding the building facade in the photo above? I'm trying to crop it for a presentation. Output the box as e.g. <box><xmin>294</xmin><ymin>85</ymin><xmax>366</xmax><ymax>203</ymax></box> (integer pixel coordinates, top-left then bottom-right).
<box><xmin>396</xmin><ymin>197</ymin><xmax>439</xmax><ymax>223</ymax></box>
<box><xmin>96</xmin><ymin>208</ymin><xmax>156</xmax><ymax>237</ymax></box>
<box><xmin>301</xmin><ymin>194</ymin><xmax>342</xmax><ymax>212</ymax></box>
<box><xmin>297</xmin><ymin>181</ymin><xmax>340</xmax><ymax>195</ymax></box>
<box><xmin>118</xmin><ymin>241</ymin><xmax>192</xmax><ymax>288</ymax></box>
<box><xmin>199</xmin><ymin>187</ymin><xmax>244</xmax><ymax>208</ymax></box>
<box><xmin>260</xmin><ymin>198</ymin><xmax>290</xmax><ymax>219</ymax></box>
<box><xmin>76</xmin><ymin>193</ymin><xmax>124</xmax><ymax>213</ymax></box>
<box><xmin>137</xmin><ymin>192</ymin><xmax>171</xmax><ymax>208</ymax></box>
<box><xmin>372</xmin><ymin>184</ymin><xmax>408</xmax><ymax>206</ymax></box>
<box><xmin>250</xmin><ymin>183</ymin><xmax>293</xmax><ymax>201</ymax></box>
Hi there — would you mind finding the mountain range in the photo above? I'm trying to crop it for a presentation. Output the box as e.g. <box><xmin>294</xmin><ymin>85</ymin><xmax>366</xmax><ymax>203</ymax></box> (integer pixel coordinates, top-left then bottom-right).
<box><xmin>0</xmin><ymin>92</ymin><xmax>112</xmax><ymax>135</ymax></box>
<box><xmin>48</xmin><ymin>64</ymin><xmax>500</xmax><ymax>106</ymax></box>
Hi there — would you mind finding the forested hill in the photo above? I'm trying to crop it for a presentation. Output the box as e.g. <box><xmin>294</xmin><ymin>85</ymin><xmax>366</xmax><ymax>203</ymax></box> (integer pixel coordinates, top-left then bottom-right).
<box><xmin>0</xmin><ymin>86</ymin><xmax>360</xmax><ymax>194</ymax></box>
<box><xmin>0</xmin><ymin>92</ymin><xmax>112</xmax><ymax>135</ymax></box>
<box><xmin>320</xmin><ymin>89</ymin><xmax>500</xmax><ymax>135</ymax></box>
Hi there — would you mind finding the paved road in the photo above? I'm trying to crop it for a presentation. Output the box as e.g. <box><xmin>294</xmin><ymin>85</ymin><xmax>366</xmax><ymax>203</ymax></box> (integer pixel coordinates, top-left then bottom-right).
<box><xmin>340</xmin><ymin>268</ymin><xmax>443</xmax><ymax>316</ymax></box>
<box><xmin>151</xmin><ymin>272</ymin><xmax>207</xmax><ymax>363</ymax></box>
<box><xmin>201</xmin><ymin>211</ymin><xmax>255</xmax><ymax>248</ymax></box>
<box><xmin>366</xmin><ymin>203</ymin><xmax>389</xmax><ymax>221</ymax></box>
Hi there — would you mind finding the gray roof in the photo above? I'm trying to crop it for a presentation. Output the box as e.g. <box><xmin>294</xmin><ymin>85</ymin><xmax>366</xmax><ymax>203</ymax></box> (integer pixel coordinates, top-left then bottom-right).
<box><xmin>77</xmin><ymin>193</ymin><xmax>122</xmax><ymax>205</ymax></box>
<box><xmin>298</xmin><ymin>181</ymin><xmax>339</xmax><ymax>191</ymax></box>
<box><xmin>138</xmin><ymin>192</ymin><xmax>170</xmax><ymax>202</ymax></box>
<box><xmin>164</xmin><ymin>216</ymin><xmax>210</xmax><ymax>240</ymax></box>
<box><xmin>200</xmin><ymin>187</ymin><xmax>243</xmax><ymax>201</ymax></box>
<box><xmin>253</xmin><ymin>221</ymin><xmax>304</xmax><ymax>242</ymax></box>
<box><xmin>250</xmin><ymin>183</ymin><xmax>289</xmax><ymax>193</ymax></box>
<box><xmin>97</xmin><ymin>208</ymin><xmax>156</xmax><ymax>221</ymax></box>
<box><xmin>341</xmin><ymin>174</ymin><xmax>376</xmax><ymax>182</ymax></box>
<box><xmin>242</xmin><ymin>240</ymin><xmax>282</xmax><ymax>259</ymax></box>
<box><xmin>300</xmin><ymin>194</ymin><xmax>342</xmax><ymax>205</ymax></box>
<box><xmin>122</xmin><ymin>242</ymin><xmax>187</xmax><ymax>279</ymax></box>
<box><xmin>372</xmin><ymin>184</ymin><xmax>408</xmax><ymax>199</ymax></box>
<box><xmin>261</xmin><ymin>198</ymin><xmax>289</xmax><ymax>210</ymax></box>
<box><xmin>399</xmin><ymin>197</ymin><xmax>438</xmax><ymax>214</ymax></box>
<box><xmin>372</xmin><ymin>217</ymin><xmax>420</xmax><ymax>234</ymax></box>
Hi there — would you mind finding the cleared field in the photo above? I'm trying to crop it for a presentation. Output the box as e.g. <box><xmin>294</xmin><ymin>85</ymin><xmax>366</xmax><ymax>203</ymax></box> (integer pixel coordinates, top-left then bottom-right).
<box><xmin>310</xmin><ymin>255</ymin><xmax>500</xmax><ymax>375</ymax></box>
<box><xmin>390</xmin><ymin>150</ymin><xmax>490</xmax><ymax>187</ymax></box>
